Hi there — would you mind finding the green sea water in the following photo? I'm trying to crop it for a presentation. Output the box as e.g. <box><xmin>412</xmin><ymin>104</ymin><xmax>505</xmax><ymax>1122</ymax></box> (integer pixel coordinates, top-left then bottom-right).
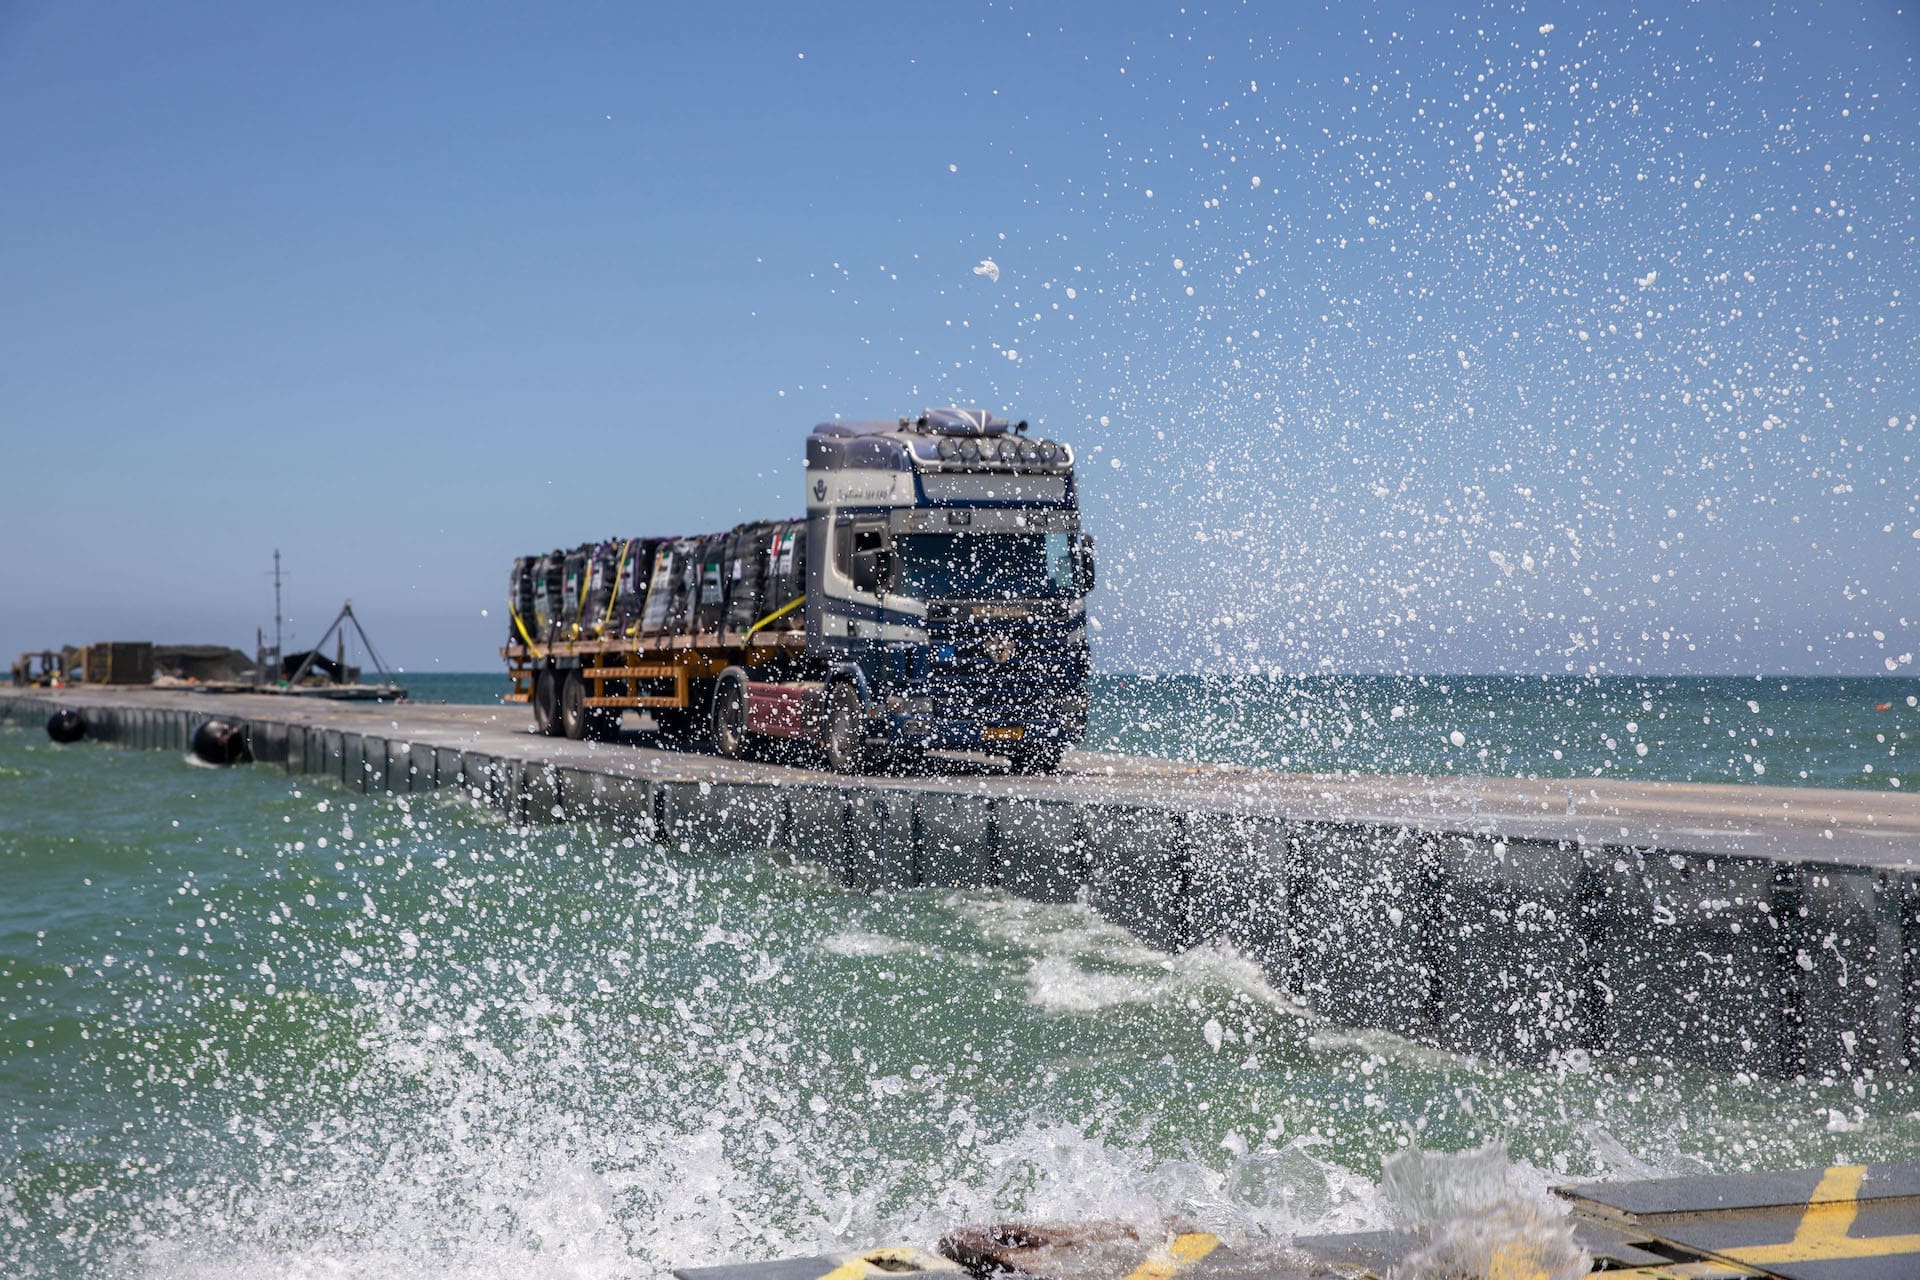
<box><xmin>402</xmin><ymin>671</ymin><xmax>1917</xmax><ymax>790</ymax></box>
<box><xmin>5</xmin><ymin>719</ymin><xmax>1920</xmax><ymax>1277</ymax></box>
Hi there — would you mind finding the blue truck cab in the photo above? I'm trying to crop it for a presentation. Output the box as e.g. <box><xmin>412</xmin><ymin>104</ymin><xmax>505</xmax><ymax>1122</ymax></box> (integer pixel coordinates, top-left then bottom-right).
<box><xmin>804</xmin><ymin>408</ymin><xmax>1094</xmax><ymax>773</ymax></box>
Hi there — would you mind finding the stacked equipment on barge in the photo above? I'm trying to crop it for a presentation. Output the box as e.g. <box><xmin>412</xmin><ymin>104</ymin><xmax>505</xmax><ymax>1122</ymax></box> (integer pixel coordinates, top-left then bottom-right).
<box><xmin>503</xmin><ymin>409</ymin><xmax>1095</xmax><ymax>772</ymax></box>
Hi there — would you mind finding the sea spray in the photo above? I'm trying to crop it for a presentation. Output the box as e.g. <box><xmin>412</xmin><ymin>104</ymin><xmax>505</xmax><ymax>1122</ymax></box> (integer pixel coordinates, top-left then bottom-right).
<box><xmin>1381</xmin><ymin>1143</ymin><xmax>1587</xmax><ymax>1280</ymax></box>
<box><xmin>5</xmin><ymin>727</ymin><xmax>1919</xmax><ymax>1278</ymax></box>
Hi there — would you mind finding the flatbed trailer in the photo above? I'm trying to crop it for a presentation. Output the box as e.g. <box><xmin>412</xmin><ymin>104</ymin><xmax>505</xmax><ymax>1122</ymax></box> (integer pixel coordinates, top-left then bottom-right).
<box><xmin>503</xmin><ymin>626</ymin><xmax>812</xmax><ymax>737</ymax></box>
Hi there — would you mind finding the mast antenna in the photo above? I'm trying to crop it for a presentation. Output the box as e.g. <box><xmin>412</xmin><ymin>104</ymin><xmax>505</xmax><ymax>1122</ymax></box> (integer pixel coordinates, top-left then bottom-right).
<box><xmin>272</xmin><ymin>550</ymin><xmax>285</xmax><ymax>661</ymax></box>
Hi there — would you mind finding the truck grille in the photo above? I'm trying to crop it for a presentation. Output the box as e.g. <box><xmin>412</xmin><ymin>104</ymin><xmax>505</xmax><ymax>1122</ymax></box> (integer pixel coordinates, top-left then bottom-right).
<box><xmin>926</xmin><ymin>606</ymin><xmax>1086</xmax><ymax>719</ymax></box>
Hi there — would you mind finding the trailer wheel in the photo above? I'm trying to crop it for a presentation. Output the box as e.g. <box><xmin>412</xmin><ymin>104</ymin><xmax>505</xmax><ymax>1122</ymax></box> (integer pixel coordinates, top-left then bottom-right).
<box><xmin>822</xmin><ymin>682</ymin><xmax>868</xmax><ymax>774</ymax></box>
<box><xmin>532</xmin><ymin>669</ymin><xmax>560</xmax><ymax>736</ymax></box>
<box><xmin>712</xmin><ymin>668</ymin><xmax>749</xmax><ymax>759</ymax></box>
<box><xmin>1008</xmin><ymin>742</ymin><xmax>1064</xmax><ymax>775</ymax></box>
<box><xmin>560</xmin><ymin>669</ymin><xmax>589</xmax><ymax>740</ymax></box>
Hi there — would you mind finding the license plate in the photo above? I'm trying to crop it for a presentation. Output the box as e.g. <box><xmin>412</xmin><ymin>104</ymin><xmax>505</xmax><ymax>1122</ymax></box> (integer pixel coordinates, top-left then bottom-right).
<box><xmin>982</xmin><ymin>726</ymin><xmax>1025</xmax><ymax>742</ymax></box>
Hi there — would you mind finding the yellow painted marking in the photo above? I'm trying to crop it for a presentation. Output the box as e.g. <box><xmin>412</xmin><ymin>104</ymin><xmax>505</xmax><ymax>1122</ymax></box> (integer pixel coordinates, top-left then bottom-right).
<box><xmin>1584</xmin><ymin>1266</ymin><xmax>1757</xmax><ymax>1279</ymax></box>
<box><xmin>857</xmin><ymin>1247</ymin><xmax>958</xmax><ymax>1274</ymax></box>
<box><xmin>1488</xmin><ymin>1239</ymin><xmax>1552</xmax><ymax>1280</ymax></box>
<box><xmin>1120</xmin><ymin>1231</ymin><xmax>1219</xmax><ymax>1280</ymax></box>
<box><xmin>1717</xmin><ymin>1164</ymin><xmax>1920</xmax><ymax>1264</ymax></box>
<box><xmin>815</xmin><ymin>1248</ymin><xmax>958</xmax><ymax>1280</ymax></box>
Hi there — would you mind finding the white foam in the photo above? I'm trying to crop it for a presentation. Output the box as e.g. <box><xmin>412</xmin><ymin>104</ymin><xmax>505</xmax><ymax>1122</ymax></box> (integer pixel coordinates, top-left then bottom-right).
<box><xmin>819</xmin><ymin>930</ymin><xmax>915</xmax><ymax>958</ymax></box>
<box><xmin>1025</xmin><ymin>952</ymin><xmax>1160</xmax><ymax>1012</ymax></box>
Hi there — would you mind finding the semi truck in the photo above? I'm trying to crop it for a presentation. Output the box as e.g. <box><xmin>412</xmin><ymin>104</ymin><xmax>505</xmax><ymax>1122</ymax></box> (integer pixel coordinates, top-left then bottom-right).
<box><xmin>502</xmin><ymin>408</ymin><xmax>1095</xmax><ymax>773</ymax></box>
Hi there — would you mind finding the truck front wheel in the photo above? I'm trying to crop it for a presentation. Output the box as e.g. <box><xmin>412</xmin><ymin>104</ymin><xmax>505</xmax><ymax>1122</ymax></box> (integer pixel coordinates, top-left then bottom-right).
<box><xmin>822</xmin><ymin>683</ymin><xmax>868</xmax><ymax>774</ymax></box>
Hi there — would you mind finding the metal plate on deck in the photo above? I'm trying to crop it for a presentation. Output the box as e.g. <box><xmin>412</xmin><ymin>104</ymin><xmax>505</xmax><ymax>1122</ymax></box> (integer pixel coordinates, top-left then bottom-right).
<box><xmin>1568</xmin><ymin>1216</ymin><xmax>1685</xmax><ymax>1269</ymax></box>
<box><xmin>676</xmin><ymin>1246</ymin><xmax>962</xmax><ymax>1280</ymax></box>
<box><xmin>1557</xmin><ymin>1164</ymin><xmax>1920</xmax><ymax>1280</ymax></box>
<box><xmin>938</xmin><ymin>1222</ymin><xmax>1323</xmax><ymax>1280</ymax></box>
<box><xmin>677</xmin><ymin>1258</ymin><xmax>856</xmax><ymax>1280</ymax></box>
<box><xmin>1287</xmin><ymin>1228</ymin><xmax>1421</xmax><ymax>1276</ymax></box>
<box><xmin>1292</xmin><ymin>1219</ymin><xmax>1711</xmax><ymax>1277</ymax></box>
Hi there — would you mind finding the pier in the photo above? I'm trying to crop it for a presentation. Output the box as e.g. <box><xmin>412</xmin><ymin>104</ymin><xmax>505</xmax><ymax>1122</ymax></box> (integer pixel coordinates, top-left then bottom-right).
<box><xmin>7</xmin><ymin>684</ymin><xmax>1918</xmax><ymax>1081</ymax></box>
<box><xmin>678</xmin><ymin>1159</ymin><xmax>1920</xmax><ymax>1280</ymax></box>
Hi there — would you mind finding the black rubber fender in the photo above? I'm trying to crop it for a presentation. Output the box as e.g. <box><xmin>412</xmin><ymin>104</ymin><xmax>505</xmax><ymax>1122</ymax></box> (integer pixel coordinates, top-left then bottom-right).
<box><xmin>191</xmin><ymin>718</ymin><xmax>251</xmax><ymax>766</ymax></box>
<box><xmin>45</xmin><ymin>709</ymin><xmax>84</xmax><ymax>743</ymax></box>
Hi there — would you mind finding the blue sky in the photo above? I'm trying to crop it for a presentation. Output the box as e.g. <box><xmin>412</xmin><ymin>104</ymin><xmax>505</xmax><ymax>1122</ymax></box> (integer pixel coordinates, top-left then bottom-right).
<box><xmin>1</xmin><ymin>2</ymin><xmax>1914</xmax><ymax>675</ymax></box>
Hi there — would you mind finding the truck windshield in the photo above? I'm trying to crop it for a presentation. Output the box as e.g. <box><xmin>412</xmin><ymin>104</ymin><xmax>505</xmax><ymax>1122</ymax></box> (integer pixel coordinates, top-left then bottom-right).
<box><xmin>895</xmin><ymin>532</ymin><xmax>1076</xmax><ymax>599</ymax></box>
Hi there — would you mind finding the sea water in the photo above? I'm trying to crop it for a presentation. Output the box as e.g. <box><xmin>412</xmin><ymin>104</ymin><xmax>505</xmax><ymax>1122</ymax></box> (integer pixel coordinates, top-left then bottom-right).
<box><xmin>5</xmin><ymin>720</ymin><xmax>1919</xmax><ymax>1276</ymax></box>
<box><xmin>403</xmin><ymin>671</ymin><xmax>1916</xmax><ymax>790</ymax></box>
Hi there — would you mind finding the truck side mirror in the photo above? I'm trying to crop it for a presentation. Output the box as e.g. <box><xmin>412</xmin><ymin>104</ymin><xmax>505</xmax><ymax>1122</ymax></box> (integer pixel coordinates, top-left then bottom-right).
<box><xmin>1073</xmin><ymin>535</ymin><xmax>1097</xmax><ymax>594</ymax></box>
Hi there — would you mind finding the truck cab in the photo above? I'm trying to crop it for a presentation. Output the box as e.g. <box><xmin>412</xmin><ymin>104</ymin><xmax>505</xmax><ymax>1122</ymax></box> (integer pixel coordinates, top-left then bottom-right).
<box><xmin>804</xmin><ymin>408</ymin><xmax>1094</xmax><ymax>772</ymax></box>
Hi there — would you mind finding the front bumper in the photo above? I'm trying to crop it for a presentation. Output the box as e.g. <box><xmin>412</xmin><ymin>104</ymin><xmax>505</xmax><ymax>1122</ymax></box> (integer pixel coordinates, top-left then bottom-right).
<box><xmin>881</xmin><ymin>707</ymin><xmax>1087</xmax><ymax>751</ymax></box>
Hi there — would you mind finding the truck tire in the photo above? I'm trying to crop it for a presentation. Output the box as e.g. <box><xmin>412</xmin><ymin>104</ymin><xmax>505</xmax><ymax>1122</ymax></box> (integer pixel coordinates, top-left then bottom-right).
<box><xmin>532</xmin><ymin>669</ymin><xmax>559</xmax><ymax>736</ymax></box>
<box><xmin>822</xmin><ymin>682</ymin><xmax>868</xmax><ymax>774</ymax></box>
<box><xmin>560</xmin><ymin>669</ymin><xmax>589</xmax><ymax>740</ymax></box>
<box><xmin>1008</xmin><ymin>742</ymin><xmax>1064</xmax><ymax>775</ymax></box>
<box><xmin>712</xmin><ymin>668</ymin><xmax>749</xmax><ymax>759</ymax></box>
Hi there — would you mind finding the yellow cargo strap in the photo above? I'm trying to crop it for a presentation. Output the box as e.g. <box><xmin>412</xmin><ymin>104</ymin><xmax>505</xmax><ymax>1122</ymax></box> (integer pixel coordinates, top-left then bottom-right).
<box><xmin>745</xmin><ymin>594</ymin><xmax>805</xmax><ymax>639</ymax></box>
<box><xmin>602</xmin><ymin>539</ymin><xmax>632</xmax><ymax>633</ymax></box>
<box><xmin>510</xmin><ymin>607</ymin><xmax>544</xmax><ymax>660</ymax></box>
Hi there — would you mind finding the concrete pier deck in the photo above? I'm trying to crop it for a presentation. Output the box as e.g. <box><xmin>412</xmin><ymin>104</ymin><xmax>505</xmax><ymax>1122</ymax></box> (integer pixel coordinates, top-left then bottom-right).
<box><xmin>7</xmin><ymin>685</ymin><xmax>1919</xmax><ymax>1079</ymax></box>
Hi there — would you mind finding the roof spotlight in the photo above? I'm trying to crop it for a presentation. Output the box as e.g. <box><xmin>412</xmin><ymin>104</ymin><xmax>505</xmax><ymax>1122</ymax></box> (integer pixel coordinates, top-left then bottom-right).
<box><xmin>1038</xmin><ymin>440</ymin><xmax>1061</xmax><ymax>465</ymax></box>
<box><xmin>1017</xmin><ymin>439</ymin><xmax>1038</xmax><ymax>464</ymax></box>
<box><xmin>958</xmin><ymin>438</ymin><xmax>981</xmax><ymax>463</ymax></box>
